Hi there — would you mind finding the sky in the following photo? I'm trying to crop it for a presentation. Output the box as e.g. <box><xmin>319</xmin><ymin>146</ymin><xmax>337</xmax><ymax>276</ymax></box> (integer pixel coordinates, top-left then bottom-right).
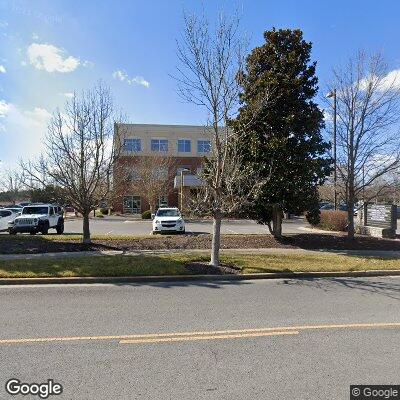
<box><xmin>1</xmin><ymin>0</ymin><xmax>400</xmax><ymax>169</ymax></box>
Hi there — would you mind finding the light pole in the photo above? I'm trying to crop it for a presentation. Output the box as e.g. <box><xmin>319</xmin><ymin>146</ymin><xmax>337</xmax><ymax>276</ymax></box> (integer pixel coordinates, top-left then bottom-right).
<box><xmin>180</xmin><ymin>168</ymin><xmax>190</xmax><ymax>213</ymax></box>
<box><xmin>326</xmin><ymin>89</ymin><xmax>337</xmax><ymax>210</ymax></box>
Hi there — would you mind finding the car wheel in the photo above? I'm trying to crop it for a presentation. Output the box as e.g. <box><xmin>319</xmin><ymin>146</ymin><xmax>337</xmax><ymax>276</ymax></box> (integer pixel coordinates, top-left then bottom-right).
<box><xmin>8</xmin><ymin>229</ymin><xmax>16</xmax><ymax>235</ymax></box>
<box><xmin>30</xmin><ymin>231</ymin><xmax>36</xmax><ymax>235</ymax></box>
<box><xmin>56</xmin><ymin>222</ymin><xmax>64</xmax><ymax>234</ymax></box>
<box><xmin>41</xmin><ymin>222</ymin><xmax>49</xmax><ymax>235</ymax></box>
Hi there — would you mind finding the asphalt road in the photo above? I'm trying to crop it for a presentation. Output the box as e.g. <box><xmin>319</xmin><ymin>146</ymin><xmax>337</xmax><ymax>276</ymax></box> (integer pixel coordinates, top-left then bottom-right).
<box><xmin>0</xmin><ymin>277</ymin><xmax>400</xmax><ymax>399</ymax></box>
<box><xmin>61</xmin><ymin>216</ymin><xmax>308</xmax><ymax>236</ymax></box>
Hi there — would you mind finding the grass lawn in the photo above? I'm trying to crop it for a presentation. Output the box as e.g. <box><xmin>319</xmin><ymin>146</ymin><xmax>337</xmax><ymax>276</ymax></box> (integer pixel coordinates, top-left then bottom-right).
<box><xmin>1</xmin><ymin>252</ymin><xmax>400</xmax><ymax>278</ymax></box>
<box><xmin>221</xmin><ymin>253</ymin><xmax>400</xmax><ymax>273</ymax></box>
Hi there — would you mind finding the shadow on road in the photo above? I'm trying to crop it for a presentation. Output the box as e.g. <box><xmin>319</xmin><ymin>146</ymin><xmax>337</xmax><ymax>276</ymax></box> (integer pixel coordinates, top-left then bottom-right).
<box><xmin>111</xmin><ymin>279</ymin><xmax>253</xmax><ymax>290</ymax></box>
<box><xmin>280</xmin><ymin>276</ymin><xmax>400</xmax><ymax>300</ymax></box>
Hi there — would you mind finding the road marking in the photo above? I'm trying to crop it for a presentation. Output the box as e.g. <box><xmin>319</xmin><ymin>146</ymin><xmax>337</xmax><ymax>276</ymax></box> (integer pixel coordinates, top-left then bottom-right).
<box><xmin>106</xmin><ymin>230</ymin><xmax>113</xmax><ymax>235</ymax></box>
<box><xmin>119</xmin><ymin>331</ymin><xmax>299</xmax><ymax>344</ymax></box>
<box><xmin>0</xmin><ymin>322</ymin><xmax>399</xmax><ymax>345</ymax></box>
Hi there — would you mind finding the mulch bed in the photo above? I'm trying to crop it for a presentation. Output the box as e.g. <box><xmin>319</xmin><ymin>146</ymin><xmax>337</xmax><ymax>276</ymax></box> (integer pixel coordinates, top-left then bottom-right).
<box><xmin>185</xmin><ymin>261</ymin><xmax>241</xmax><ymax>275</ymax></box>
<box><xmin>1</xmin><ymin>233</ymin><xmax>400</xmax><ymax>255</ymax></box>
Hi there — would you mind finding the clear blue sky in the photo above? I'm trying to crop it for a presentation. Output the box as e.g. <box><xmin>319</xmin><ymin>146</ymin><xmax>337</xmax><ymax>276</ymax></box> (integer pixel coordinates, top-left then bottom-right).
<box><xmin>1</xmin><ymin>0</ymin><xmax>400</xmax><ymax>167</ymax></box>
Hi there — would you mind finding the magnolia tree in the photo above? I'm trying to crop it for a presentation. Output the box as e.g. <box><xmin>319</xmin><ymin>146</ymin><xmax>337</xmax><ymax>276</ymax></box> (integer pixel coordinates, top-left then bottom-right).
<box><xmin>21</xmin><ymin>83</ymin><xmax>124</xmax><ymax>243</ymax></box>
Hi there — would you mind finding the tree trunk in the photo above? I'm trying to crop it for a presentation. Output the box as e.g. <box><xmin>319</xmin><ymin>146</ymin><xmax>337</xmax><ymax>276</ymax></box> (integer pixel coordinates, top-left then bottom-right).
<box><xmin>210</xmin><ymin>214</ymin><xmax>222</xmax><ymax>267</ymax></box>
<box><xmin>347</xmin><ymin>187</ymin><xmax>355</xmax><ymax>240</ymax></box>
<box><xmin>272</xmin><ymin>204</ymin><xmax>282</xmax><ymax>238</ymax></box>
<box><xmin>82</xmin><ymin>213</ymin><xmax>91</xmax><ymax>244</ymax></box>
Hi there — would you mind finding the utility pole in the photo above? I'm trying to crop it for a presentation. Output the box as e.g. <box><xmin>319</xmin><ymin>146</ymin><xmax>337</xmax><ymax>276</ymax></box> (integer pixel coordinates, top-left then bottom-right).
<box><xmin>326</xmin><ymin>89</ymin><xmax>337</xmax><ymax>209</ymax></box>
<box><xmin>180</xmin><ymin>168</ymin><xmax>189</xmax><ymax>213</ymax></box>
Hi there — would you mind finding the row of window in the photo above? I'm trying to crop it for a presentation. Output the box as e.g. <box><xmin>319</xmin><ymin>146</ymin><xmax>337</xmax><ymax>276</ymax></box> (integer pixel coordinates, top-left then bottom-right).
<box><xmin>129</xmin><ymin>166</ymin><xmax>203</xmax><ymax>181</ymax></box>
<box><xmin>123</xmin><ymin>138</ymin><xmax>211</xmax><ymax>154</ymax></box>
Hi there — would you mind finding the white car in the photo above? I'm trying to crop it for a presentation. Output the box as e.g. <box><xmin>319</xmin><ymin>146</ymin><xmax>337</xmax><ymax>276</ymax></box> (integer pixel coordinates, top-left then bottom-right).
<box><xmin>152</xmin><ymin>207</ymin><xmax>185</xmax><ymax>234</ymax></box>
<box><xmin>8</xmin><ymin>204</ymin><xmax>64</xmax><ymax>235</ymax></box>
<box><xmin>0</xmin><ymin>209</ymin><xmax>21</xmax><ymax>232</ymax></box>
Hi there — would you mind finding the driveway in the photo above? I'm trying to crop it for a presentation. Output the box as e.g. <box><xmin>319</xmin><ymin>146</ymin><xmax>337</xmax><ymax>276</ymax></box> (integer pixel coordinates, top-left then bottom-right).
<box><xmin>61</xmin><ymin>216</ymin><xmax>308</xmax><ymax>236</ymax></box>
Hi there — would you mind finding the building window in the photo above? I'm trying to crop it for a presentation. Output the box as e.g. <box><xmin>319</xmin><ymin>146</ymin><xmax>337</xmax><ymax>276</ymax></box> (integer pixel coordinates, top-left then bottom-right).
<box><xmin>124</xmin><ymin>138</ymin><xmax>141</xmax><ymax>152</ymax></box>
<box><xmin>131</xmin><ymin>169</ymin><xmax>140</xmax><ymax>181</ymax></box>
<box><xmin>197</xmin><ymin>140</ymin><xmax>211</xmax><ymax>154</ymax></box>
<box><xmin>152</xmin><ymin>167</ymin><xmax>168</xmax><ymax>180</ymax></box>
<box><xmin>123</xmin><ymin>195</ymin><xmax>141</xmax><ymax>214</ymax></box>
<box><xmin>151</xmin><ymin>139</ymin><xmax>168</xmax><ymax>152</ymax></box>
<box><xmin>178</xmin><ymin>139</ymin><xmax>191</xmax><ymax>153</ymax></box>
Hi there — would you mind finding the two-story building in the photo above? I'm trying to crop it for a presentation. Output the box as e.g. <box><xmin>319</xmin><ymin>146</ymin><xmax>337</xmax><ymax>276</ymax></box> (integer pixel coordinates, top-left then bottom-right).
<box><xmin>113</xmin><ymin>123</ymin><xmax>213</xmax><ymax>214</ymax></box>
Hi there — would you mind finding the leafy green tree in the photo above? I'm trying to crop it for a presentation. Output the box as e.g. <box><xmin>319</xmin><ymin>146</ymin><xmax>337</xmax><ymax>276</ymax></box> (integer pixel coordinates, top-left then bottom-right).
<box><xmin>233</xmin><ymin>28</ymin><xmax>331</xmax><ymax>236</ymax></box>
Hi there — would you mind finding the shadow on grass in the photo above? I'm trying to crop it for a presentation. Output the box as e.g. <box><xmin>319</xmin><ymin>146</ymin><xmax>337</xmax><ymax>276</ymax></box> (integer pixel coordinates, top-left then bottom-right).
<box><xmin>0</xmin><ymin>254</ymin><xmax>252</xmax><ymax>289</ymax></box>
<box><xmin>279</xmin><ymin>276</ymin><xmax>400</xmax><ymax>300</ymax></box>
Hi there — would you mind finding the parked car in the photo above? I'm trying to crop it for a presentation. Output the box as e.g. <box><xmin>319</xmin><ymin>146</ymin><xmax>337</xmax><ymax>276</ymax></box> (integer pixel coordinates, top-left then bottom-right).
<box><xmin>152</xmin><ymin>207</ymin><xmax>185</xmax><ymax>234</ymax></box>
<box><xmin>5</xmin><ymin>207</ymin><xmax>24</xmax><ymax>215</ymax></box>
<box><xmin>8</xmin><ymin>204</ymin><xmax>64</xmax><ymax>235</ymax></box>
<box><xmin>320</xmin><ymin>203</ymin><xmax>334</xmax><ymax>210</ymax></box>
<box><xmin>0</xmin><ymin>209</ymin><xmax>21</xmax><ymax>232</ymax></box>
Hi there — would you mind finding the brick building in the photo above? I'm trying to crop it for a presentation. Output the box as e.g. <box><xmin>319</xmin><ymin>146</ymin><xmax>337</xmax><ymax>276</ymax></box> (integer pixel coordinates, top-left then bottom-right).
<box><xmin>113</xmin><ymin>123</ymin><xmax>212</xmax><ymax>214</ymax></box>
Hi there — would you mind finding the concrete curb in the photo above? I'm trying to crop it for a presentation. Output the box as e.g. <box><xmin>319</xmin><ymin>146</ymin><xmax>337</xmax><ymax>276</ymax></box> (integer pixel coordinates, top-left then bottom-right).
<box><xmin>1</xmin><ymin>269</ymin><xmax>400</xmax><ymax>285</ymax></box>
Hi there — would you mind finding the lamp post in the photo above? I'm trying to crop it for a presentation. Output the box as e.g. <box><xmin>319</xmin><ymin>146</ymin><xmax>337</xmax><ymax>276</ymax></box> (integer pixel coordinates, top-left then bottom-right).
<box><xmin>326</xmin><ymin>89</ymin><xmax>337</xmax><ymax>210</ymax></box>
<box><xmin>180</xmin><ymin>168</ymin><xmax>190</xmax><ymax>213</ymax></box>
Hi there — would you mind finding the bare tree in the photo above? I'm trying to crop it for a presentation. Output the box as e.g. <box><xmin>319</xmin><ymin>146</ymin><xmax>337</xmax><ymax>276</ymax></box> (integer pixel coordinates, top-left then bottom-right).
<box><xmin>121</xmin><ymin>153</ymin><xmax>177</xmax><ymax>214</ymax></box>
<box><xmin>21</xmin><ymin>83</ymin><xmax>123</xmax><ymax>243</ymax></box>
<box><xmin>0</xmin><ymin>168</ymin><xmax>24</xmax><ymax>204</ymax></box>
<box><xmin>176</xmin><ymin>11</ymin><xmax>264</xmax><ymax>266</ymax></box>
<box><xmin>327</xmin><ymin>52</ymin><xmax>400</xmax><ymax>238</ymax></box>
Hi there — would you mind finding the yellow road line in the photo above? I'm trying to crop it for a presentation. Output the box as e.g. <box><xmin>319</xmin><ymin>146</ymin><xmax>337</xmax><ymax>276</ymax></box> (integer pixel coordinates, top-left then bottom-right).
<box><xmin>0</xmin><ymin>322</ymin><xmax>399</xmax><ymax>345</ymax></box>
<box><xmin>119</xmin><ymin>331</ymin><xmax>299</xmax><ymax>344</ymax></box>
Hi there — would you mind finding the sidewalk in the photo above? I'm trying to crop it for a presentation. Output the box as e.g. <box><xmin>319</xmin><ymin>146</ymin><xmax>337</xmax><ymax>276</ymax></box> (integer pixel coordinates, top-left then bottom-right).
<box><xmin>2</xmin><ymin>247</ymin><xmax>400</xmax><ymax>260</ymax></box>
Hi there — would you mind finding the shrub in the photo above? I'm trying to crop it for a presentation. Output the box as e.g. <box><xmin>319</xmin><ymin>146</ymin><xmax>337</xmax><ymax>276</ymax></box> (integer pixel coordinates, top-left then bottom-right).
<box><xmin>99</xmin><ymin>207</ymin><xmax>114</xmax><ymax>215</ymax></box>
<box><xmin>306</xmin><ymin>204</ymin><xmax>321</xmax><ymax>226</ymax></box>
<box><xmin>318</xmin><ymin>210</ymin><xmax>348</xmax><ymax>232</ymax></box>
<box><xmin>142</xmin><ymin>210</ymin><xmax>152</xmax><ymax>219</ymax></box>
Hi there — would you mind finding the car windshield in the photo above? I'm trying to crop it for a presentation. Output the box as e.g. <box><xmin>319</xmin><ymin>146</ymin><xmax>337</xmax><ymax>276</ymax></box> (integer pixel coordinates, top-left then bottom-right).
<box><xmin>156</xmin><ymin>209</ymin><xmax>180</xmax><ymax>217</ymax></box>
<box><xmin>22</xmin><ymin>206</ymin><xmax>48</xmax><ymax>215</ymax></box>
<box><xmin>0</xmin><ymin>210</ymin><xmax>11</xmax><ymax>217</ymax></box>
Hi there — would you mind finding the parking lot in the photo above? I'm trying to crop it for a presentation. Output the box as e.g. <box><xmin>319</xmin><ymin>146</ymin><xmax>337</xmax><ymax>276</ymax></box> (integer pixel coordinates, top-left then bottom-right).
<box><xmin>59</xmin><ymin>216</ymin><xmax>309</xmax><ymax>236</ymax></box>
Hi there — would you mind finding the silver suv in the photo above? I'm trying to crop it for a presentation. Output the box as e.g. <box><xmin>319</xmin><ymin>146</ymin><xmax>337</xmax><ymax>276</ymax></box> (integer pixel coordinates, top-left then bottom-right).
<box><xmin>8</xmin><ymin>204</ymin><xmax>64</xmax><ymax>235</ymax></box>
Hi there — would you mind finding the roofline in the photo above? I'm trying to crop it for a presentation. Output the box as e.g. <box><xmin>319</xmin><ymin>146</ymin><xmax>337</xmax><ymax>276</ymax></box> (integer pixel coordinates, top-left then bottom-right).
<box><xmin>115</xmin><ymin>123</ymin><xmax>225</xmax><ymax>129</ymax></box>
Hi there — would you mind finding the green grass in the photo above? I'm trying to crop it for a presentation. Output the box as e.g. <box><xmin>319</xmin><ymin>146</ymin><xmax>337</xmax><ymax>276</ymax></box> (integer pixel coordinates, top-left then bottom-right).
<box><xmin>1</xmin><ymin>252</ymin><xmax>400</xmax><ymax>278</ymax></box>
<box><xmin>220</xmin><ymin>253</ymin><xmax>400</xmax><ymax>273</ymax></box>
<box><xmin>0</xmin><ymin>254</ymin><xmax>192</xmax><ymax>278</ymax></box>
